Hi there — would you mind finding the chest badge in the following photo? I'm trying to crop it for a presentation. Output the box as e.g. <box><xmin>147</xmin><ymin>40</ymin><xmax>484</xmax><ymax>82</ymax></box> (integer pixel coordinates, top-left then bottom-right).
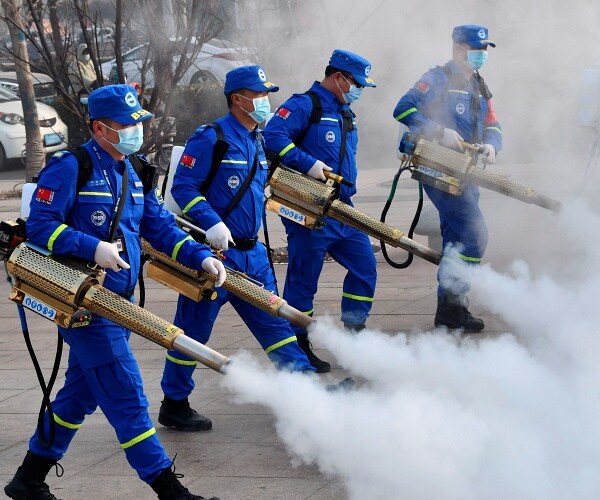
<box><xmin>455</xmin><ymin>103</ymin><xmax>466</xmax><ymax>115</ymax></box>
<box><xmin>325</xmin><ymin>130</ymin><xmax>336</xmax><ymax>143</ymax></box>
<box><xmin>228</xmin><ymin>175</ymin><xmax>240</xmax><ymax>189</ymax></box>
<box><xmin>91</xmin><ymin>210</ymin><xmax>107</xmax><ymax>226</ymax></box>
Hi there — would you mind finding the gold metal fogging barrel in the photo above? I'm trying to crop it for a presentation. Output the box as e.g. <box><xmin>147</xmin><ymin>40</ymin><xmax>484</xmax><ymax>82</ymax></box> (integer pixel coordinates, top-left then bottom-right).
<box><xmin>141</xmin><ymin>240</ymin><xmax>315</xmax><ymax>331</ymax></box>
<box><xmin>268</xmin><ymin>166</ymin><xmax>442</xmax><ymax>265</ymax></box>
<box><xmin>8</xmin><ymin>243</ymin><xmax>229</xmax><ymax>374</ymax></box>
<box><xmin>328</xmin><ymin>200</ymin><xmax>441</xmax><ymax>265</ymax></box>
<box><xmin>412</xmin><ymin>139</ymin><xmax>562</xmax><ymax>213</ymax></box>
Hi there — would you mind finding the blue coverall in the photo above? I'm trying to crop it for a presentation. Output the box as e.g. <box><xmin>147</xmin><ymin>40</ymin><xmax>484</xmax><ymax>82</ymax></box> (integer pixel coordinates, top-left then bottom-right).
<box><xmin>393</xmin><ymin>60</ymin><xmax>502</xmax><ymax>299</ymax></box>
<box><xmin>263</xmin><ymin>82</ymin><xmax>377</xmax><ymax>331</ymax></box>
<box><xmin>26</xmin><ymin>139</ymin><xmax>214</xmax><ymax>483</ymax></box>
<box><xmin>161</xmin><ymin>113</ymin><xmax>313</xmax><ymax>401</ymax></box>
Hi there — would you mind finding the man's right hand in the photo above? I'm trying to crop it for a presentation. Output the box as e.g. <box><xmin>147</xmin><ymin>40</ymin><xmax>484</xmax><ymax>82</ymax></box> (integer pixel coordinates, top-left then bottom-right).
<box><xmin>205</xmin><ymin>221</ymin><xmax>232</xmax><ymax>250</ymax></box>
<box><xmin>94</xmin><ymin>241</ymin><xmax>130</xmax><ymax>272</ymax></box>
<box><xmin>440</xmin><ymin>128</ymin><xmax>464</xmax><ymax>151</ymax></box>
<box><xmin>307</xmin><ymin>160</ymin><xmax>333</xmax><ymax>181</ymax></box>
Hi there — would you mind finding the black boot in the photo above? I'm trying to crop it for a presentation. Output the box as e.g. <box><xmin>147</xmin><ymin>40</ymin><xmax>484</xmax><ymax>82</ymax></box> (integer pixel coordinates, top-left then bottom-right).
<box><xmin>344</xmin><ymin>323</ymin><xmax>366</xmax><ymax>334</ymax></box>
<box><xmin>150</xmin><ymin>467</ymin><xmax>219</xmax><ymax>500</ymax></box>
<box><xmin>159</xmin><ymin>396</ymin><xmax>212</xmax><ymax>432</ymax></box>
<box><xmin>4</xmin><ymin>450</ymin><xmax>63</xmax><ymax>500</ymax></box>
<box><xmin>296</xmin><ymin>334</ymin><xmax>330</xmax><ymax>373</ymax></box>
<box><xmin>434</xmin><ymin>294</ymin><xmax>484</xmax><ymax>333</ymax></box>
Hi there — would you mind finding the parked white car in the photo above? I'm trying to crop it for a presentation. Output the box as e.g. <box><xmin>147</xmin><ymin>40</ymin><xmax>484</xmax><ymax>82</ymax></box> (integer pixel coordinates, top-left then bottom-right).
<box><xmin>0</xmin><ymin>86</ymin><xmax>68</xmax><ymax>168</ymax></box>
<box><xmin>101</xmin><ymin>38</ymin><xmax>254</xmax><ymax>87</ymax></box>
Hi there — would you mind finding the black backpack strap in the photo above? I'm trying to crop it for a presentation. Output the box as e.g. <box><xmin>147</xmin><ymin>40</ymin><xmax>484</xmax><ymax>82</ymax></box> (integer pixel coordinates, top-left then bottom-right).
<box><xmin>72</xmin><ymin>147</ymin><xmax>93</xmax><ymax>192</ymax></box>
<box><xmin>128</xmin><ymin>154</ymin><xmax>158</xmax><ymax>194</ymax></box>
<box><xmin>295</xmin><ymin>90</ymin><xmax>322</xmax><ymax>147</ymax></box>
<box><xmin>199</xmin><ymin>122</ymin><xmax>229</xmax><ymax>194</ymax></box>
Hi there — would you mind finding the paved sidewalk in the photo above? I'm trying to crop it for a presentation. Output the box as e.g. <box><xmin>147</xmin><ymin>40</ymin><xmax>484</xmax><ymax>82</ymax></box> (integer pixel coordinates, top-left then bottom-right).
<box><xmin>0</xmin><ymin>170</ymin><xmax>505</xmax><ymax>500</ymax></box>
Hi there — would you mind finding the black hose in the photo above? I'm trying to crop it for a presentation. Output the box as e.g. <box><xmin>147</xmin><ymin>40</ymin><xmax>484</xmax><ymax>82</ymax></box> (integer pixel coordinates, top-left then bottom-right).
<box><xmin>379</xmin><ymin>162</ymin><xmax>424</xmax><ymax>269</ymax></box>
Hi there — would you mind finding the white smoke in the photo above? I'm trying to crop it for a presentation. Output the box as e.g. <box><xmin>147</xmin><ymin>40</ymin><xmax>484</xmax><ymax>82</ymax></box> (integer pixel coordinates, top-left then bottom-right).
<box><xmin>222</xmin><ymin>199</ymin><xmax>600</xmax><ymax>500</ymax></box>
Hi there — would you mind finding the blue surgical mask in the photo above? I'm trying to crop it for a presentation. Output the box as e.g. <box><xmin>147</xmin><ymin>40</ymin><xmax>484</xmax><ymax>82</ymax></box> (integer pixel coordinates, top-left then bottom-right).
<box><xmin>237</xmin><ymin>95</ymin><xmax>271</xmax><ymax>123</ymax></box>
<box><xmin>466</xmin><ymin>50</ymin><xmax>488</xmax><ymax>70</ymax></box>
<box><xmin>338</xmin><ymin>74</ymin><xmax>363</xmax><ymax>104</ymax></box>
<box><xmin>79</xmin><ymin>97</ymin><xmax>88</xmax><ymax>105</ymax></box>
<box><xmin>102</xmin><ymin>122</ymin><xmax>144</xmax><ymax>155</ymax></box>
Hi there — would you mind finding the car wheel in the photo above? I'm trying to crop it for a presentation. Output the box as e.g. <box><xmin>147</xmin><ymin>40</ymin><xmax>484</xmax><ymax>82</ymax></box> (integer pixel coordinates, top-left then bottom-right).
<box><xmin>190</xmin><ymin>70</ymin><xmax>219</xmax><ymax>86</ymax></box>
<box><xmin>0</xmin><ymin>142</ymin><xmax>6</xmax><ymax>170</ymax></box>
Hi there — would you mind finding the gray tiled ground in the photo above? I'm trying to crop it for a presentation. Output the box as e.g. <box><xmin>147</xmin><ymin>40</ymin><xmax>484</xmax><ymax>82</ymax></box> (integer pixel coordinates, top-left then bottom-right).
<box><xmin>0</xmin><ymin>170</ymin><xmax>506</xmax><ymax>499</ymax></box>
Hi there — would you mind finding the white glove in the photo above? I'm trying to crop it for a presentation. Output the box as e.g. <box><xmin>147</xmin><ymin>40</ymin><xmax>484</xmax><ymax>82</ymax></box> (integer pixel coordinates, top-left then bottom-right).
<box><xmin>307</xmin><ymin>160</ymin><xmax>333</xmax><ymax>181</ymax></box>
<box><xmin>479</xmin><ymin>144</ymin><xmax>496</xmax><ymax>164</ymax></box>
<box><xmin>94</xmin><ymin>241</ymin><xmax>130</xmax><ymax>272</ymax></box>
<box><xmin>201</xmin><ymin>257</ymin><xmax>226</xmax><ymax>287</ymax></box>
<box><xmin>440</xmin><ymin>128</ymin><xmax>464</xmax><ymax>151</ymax></box>
<box><xmin>205</xmin><ymin>221</ymin><xmax>232</xmax><ymax>250</ymax></box>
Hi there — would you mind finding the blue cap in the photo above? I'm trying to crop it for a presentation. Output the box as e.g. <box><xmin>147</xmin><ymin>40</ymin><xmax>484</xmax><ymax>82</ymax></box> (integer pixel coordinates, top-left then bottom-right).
<box><xmin>329</xmin><ymin>49</ymin><xmax>376</xmax><ymax>87</ymax></box>
<box><xmin>224</xmin><ymin>65</ymin><xmax>279</xmax><ymax>95</ymax></box>
<box><xmin>452</xmin><ymin>25</ymin><xmax>496</xmax><ymax>48</ymax></box>
<box><xmin>88</xmin><ymin>84</ymin><xmax>153</xmax><ymax>125</ymax></box>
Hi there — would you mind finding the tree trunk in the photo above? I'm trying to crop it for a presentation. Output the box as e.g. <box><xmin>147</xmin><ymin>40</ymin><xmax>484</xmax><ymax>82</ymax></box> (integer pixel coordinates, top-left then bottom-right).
<box><xmin>1</xmin><ymin>0</ymin><xmax>45</xmax><ymax>182</ymax></box>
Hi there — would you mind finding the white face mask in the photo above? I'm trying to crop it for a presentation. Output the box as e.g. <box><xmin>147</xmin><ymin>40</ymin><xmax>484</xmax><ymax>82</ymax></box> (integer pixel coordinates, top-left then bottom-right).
<box><xmin>82</xmin><ymin>54</ymin><xmax>91</xmax><ymax>62</ymax></box>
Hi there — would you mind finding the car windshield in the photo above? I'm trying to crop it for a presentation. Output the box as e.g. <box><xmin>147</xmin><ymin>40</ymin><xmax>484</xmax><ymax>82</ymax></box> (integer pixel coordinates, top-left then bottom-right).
<box><xmin>0</xmin><ymin>85</ymin><xmax>20</xmax><ymax>103</ymax></box>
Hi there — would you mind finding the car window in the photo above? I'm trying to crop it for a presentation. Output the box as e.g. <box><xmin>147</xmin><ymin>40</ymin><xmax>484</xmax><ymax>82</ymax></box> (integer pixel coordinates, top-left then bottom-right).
<box><xmin>0</xmin><ymin>85</ymin><xmax>20</xmax><ymax>102</ymax></box>
<box><xmin>124</xmin><ymin>45</ymin><xmax>148</xmax><ymax>62</ymax></box>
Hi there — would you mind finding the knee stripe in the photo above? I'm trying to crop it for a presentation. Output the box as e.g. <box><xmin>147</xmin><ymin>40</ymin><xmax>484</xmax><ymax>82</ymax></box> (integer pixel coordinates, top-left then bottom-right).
<box><xmin>53</xmin><ymin>413</ymin><xmax>82</xmax><ymax>430</ymax></box>
<box><xmin>265</xmin><ymin>335</ymin><xmax>297</xmax><ymax>354</ymax></box>
<box><xmin>121</xmin><ymin>427</ymin><xmax>156</xmax><ymax>450</ymax></box>
<box><xmin>342</xmin><ymin>292</ymin><xmax>374</xmax><ymax>302</ymax></box>
<box><xmin>457</xmin><ymin>253</ymin><xmax>482</xmax><ymax>263</ymax></box>
<box><xmin>166</xmin><ymin>352</ymin><xmax>198</xmax><ymax>366</ymax></box>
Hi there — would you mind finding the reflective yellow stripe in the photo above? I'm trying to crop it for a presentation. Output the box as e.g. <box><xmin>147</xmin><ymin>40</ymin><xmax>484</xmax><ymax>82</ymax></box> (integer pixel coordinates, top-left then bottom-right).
<box><xmin>132</xmin><ymin>193</ymin><xmax>144</xmax><ymax>198</ymax></box>
<box><xmin>303</xmin><ymin>309</ymin><xmax>313</xmax><ymax>316</ymax></box>
<box><xmin>222</xmin><ymin>160</ymin><xmax>247</xmax><ymax>164</ymax></box>
<box><xmin>265</xmin><ymin>335</ymin><xmax>297</xmax><ymax>354</ymax></box>
<box><xmin>394</xmin><ymin>107</ymin><xmax>417</xmax><ymax>121</ymax></box>
<box><xmin>53</xmin><ymin>413</ymin><xmax>81</xmax><ymax>430</ymax></box>
<box><xmin>279</xmin><ymin>143</ymin><xmax>295</xmax><ymax>157</ymax></box>
<box><xmin>166</xmin><ymin>352</ymin><xmax>197</xmax><ymax>366</ymax></box>
<box><xmin>320</xmin><ymin>117</ymin><xmax>338</xmax><ymax>122</ymax></box>
<box><xmin>78</xmin><ymin>192</ymin><xmax>112</xmax><ymax>197</ymax></box>
<box><xmin>121</xmin><ymin>427</ymin><xmax>156</xmax><ymax>450</ymax></box>
<box><xmin>485</xmin><ymin>126</ymin><xmax>502</xmax><ymax>134</ymax></box>
<box><xmin>47</xmin><ymin>224</ymin><xmax>68</xmax><ymax>251</ymax></box>
<box><xmin>171</xmin><ymin>235</ymin><xmax>193</xmax><ymax>261</ymax></box>
<box><xmin>457</xmin><ymin>253</ymin><xmax>481</xmax><ymax>263</ymax></box>
<box><xmin>181</xmin><ymin>196</ymin><xmax>206</xmax><ymax>214</ymax></box>
<box><xmin>342</xmin><ymin>292</ymin><xmax>374</xmax><ymax>302</ymax></box>
<box><xmin>448</xmin><ymin>89</ymin><xmax>469</xmax><ymax>95</ymax></box>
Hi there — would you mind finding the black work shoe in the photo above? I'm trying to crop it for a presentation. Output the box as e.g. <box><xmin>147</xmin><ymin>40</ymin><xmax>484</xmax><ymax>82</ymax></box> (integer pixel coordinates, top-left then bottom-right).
<box><xmin>159</xmin><ymin>396</ymin><xmax>213</xmax><ymax>432</ymax></box>
<box><xmin>326</xmin><ymin>376</ymin><xmax>356</xmax><ymax>393</ymax></box>
<box><xmin>434</xmin><ymin>296</ymin><xmax>484</xmax><ymax>333</ymax></box>
<box><xmin>344</xmin><ymin>323</ymin><xmax>366</xmax><ymax>334</ymax></box>
<box><xmin>296</xmin><ymin>335</ymin><xmax>331</xmax><ymax>373</ymax></box>
<box><xmin>150</xmin><ymin>467</ymin><xmax>219</xmax><ymax>500</ymax></box>
<box><xmin>5</xmin><ymin>450</ymin><xmax>62</xmax><ymax>500</ymax></box>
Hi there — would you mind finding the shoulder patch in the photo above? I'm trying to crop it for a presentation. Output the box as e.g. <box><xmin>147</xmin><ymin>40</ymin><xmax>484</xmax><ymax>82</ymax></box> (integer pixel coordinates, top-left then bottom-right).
<box><xmin>276</xmin><ymin>107</ymin><xmax>291</xmax><ymax>119</ymax></box>
<box><xmin>180</xmin><ymin>153</ymin><xmax>196</xmax><ymax>168</ymax></box>
<box><xmin>415</xmin><ymin>81</ymin><xmax>430</xmax><ymax>93</ymax></box>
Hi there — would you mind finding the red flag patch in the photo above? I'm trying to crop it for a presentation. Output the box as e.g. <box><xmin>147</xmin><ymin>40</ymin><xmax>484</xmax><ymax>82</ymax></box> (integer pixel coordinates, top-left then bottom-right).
<box><xmin>415</xmin><ymin>81</ymin><xmax>430</xmax><ymax>93</ymax></box>
<box><xmin>180</xmin><ymin>153</ymin><xmax>196</xmax><ymax>168</ymax></box>
<box><xmin>276</xmin><ymin>107</ymin><xmax>291</xmax><ymax>119</ymax></box>
<box><xmin>35</xmin><ymin>187</ymin><xmax>54</xmax><ymax>205</ymax></box>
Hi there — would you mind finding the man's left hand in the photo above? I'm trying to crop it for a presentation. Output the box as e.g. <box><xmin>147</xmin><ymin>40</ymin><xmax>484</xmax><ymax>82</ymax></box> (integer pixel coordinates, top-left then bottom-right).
<box><xmin>201</xmin><ymin>257</ymin><xmax>226</xmax><ymax>287</ymax></box>
<box><xmin>480</xmin><ymin>144</ymin><xmax>496</xmax><ymax>164</ymax></box>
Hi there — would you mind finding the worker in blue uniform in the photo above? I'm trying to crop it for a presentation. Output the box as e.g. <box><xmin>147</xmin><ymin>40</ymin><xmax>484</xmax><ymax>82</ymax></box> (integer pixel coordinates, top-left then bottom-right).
<box><xmin>5</xmin><ymin>85</ymin><xmax>223</xmax><ymax>500</ymax></box>
<box><xmin>393</xmin><ymin>25</ymin><xmax>502</xmax><ymax>332</ymax></box>
<box><xmin>263</xmin><ymin>49</ymin><xmax>378</xmax><ymax>372</ymax></box>
<box><xmin>159</xmin><ymin>65</ymin><xmax>316</xmax><ymax>432</ymax></box>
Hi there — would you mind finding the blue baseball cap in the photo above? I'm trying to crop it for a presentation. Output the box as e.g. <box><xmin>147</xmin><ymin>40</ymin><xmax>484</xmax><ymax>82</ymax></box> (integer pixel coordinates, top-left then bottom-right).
<box><xmin>452</xmin><ymin>25</ymin><xmax>496</xmax><ymax>48</ymax></box>
<box><xmin>224</xmin><ymin>65</ymin><xmax>279</xmax><ymax>95</ymax></box>
<box><xmin>329</xmin><ymin>49</ymin><xmax>376</xmax><ymax>87</ymax></box>
<box><xmin>88</xmin><ymin>84</ymin><xmax>153</xmax><ymax>125</ymax></box>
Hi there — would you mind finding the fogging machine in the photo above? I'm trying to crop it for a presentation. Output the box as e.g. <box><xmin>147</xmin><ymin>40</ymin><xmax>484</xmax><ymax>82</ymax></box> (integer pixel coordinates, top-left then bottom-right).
<box><xmin>398</xmin><ymin>132</ymin><xmax>562</xmax><ymax>212</ymax></box>
<box><xmin>265</xmin><ymin>165</ymin><xmax>441</xmax><ymax>265</ymax></box>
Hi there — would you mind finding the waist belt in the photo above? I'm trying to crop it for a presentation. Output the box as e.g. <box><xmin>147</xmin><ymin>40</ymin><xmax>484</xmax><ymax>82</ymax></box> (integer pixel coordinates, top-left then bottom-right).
<box><xmin>231</xmin><ymin>235</ymin><xmax>258</xmax><ymax>251</ymax></box>
<box><xmin>116</xmin><ymin>289</ymin><xmax>135</xmax><ymax>300</ymax></box>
